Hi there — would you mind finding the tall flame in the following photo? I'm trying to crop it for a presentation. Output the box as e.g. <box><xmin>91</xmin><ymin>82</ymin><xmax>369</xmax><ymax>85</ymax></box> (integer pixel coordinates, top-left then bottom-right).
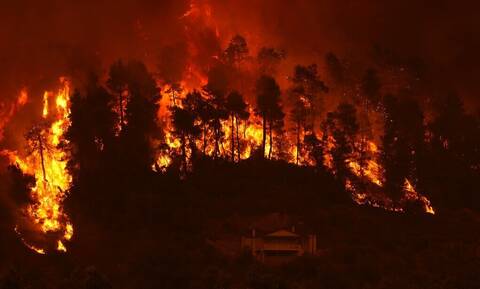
<box><xmin>3</xmin><ymin>77</ymin><xmax>74</xmax><ymax>254</ymax></box>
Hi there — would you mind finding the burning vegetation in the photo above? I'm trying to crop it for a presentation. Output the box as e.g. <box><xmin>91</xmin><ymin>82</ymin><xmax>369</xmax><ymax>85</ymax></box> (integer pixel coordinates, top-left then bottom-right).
<box><xmin>2</xmin><ymin>78</ymin><xmax>73</xmax><ymax>254</ymax></box>
<box><xmin>1</xmin><ymin>0</ymin><xmax>473</xmax><ymax>256</ymax></box>
<box><xmin>1</xmin><ymin>0</ymin><xmax>480</xmax><ymax>288</ymax></box>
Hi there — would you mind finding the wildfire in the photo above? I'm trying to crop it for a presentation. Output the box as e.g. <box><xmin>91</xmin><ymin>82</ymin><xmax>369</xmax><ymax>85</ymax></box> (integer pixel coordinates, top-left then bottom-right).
<box><xmin>404</xmin><ymin>179</ymin><xmax>435</xmax><ymax>214</ymax></box>
<box><xmin>347</xmin><ymin>141</ymin><xmax>383</xmax><ymax>187</ymax></box>
<box><xmin>155</xmin><ymin>93</ymin><xmax>269</xmax><ymax>170</ymax></box>
<box><xmin>3</xmin><ymin>77</ymin><xmax>74</xmax><ymax>254</ymax></box>
<box><xmin>345</xmin><ymin>140</ymin><xmax>435</xmax><ymax>214</ymax></box>
<box><xmin>153</xmin><ymin>81</ymin><xmax>435</xmax><ymax>215</ymax></box>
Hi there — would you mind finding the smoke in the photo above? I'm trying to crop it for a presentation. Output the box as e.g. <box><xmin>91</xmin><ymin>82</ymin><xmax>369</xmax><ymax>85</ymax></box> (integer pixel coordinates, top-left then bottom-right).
<box><xmin>0</xmin><ymin>0</ymin><xmax>478</xmax><ymax>140</ymax></box>
<box><xmin>208</xmin><ymin>0</ymin><xmax>479</xmax><ymax>103</ymax></box>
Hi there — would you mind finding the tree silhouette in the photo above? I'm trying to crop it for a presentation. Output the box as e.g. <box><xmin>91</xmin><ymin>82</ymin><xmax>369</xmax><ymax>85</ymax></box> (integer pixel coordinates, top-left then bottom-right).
<box><xmin>107</xmin><ymin>60</ymin><xmax>129</xmax><ymax>132</ymax></box>
<box><xmin>255</xmin><ymin>75</ymin><xmax>284</xmax><ymax>159</ymax></box>
<box><xmin>290</xmin><ymin>64</ymin><xmax>328</xmax><ymax>134</ymax></box>
<box><xmin>203</xmin><ymin>64</ymin><xmax>229</xmax><ymax>159</ymax></box>
<box><xmin>325</xmin><ymin>103</ymin><xmax>359</xmax><ymax>184</ymax></box>
<box><xmin>226</xmin><ymin>91</ymin><xmax>249</xmax><ymax>162</ymax></box>
<box><xmin>361</xmin><ymin>68</ymin><xmax>381</xmax><ymax>109</ymax></box>
<box><xmin>107</xmin><ymin>60</ymin><xmax>160</xmax><ymax>172</ymax></box>
<box><xmin>304</xmin><ymin>132</ymin><xmax>324</xmax><ymax>169</ymax></box>
<box><xmin>223</xmin><ymin>35</ymin><xmax>249</xmax><ymax>66</ymax></box>
<box><xmin>171</xmin><ymin>96</ymin><xmax>201</xmax><ymax>173</ymax></box>
<box><xmin>325</xmin><ymin>52</ymin><xmax>345</xmax><ymax>87</ymax></box>
<box><xmin>257</xmin><ymin>47</ymin><xmax>285</xmax><ymax>75</ymax></box>
<box><xmin>431</xmin><ymin>93</ymin><xmax>478</xmax><ymax>162</ymax></box>
<box><xmin>25</xmin><ymin>122</ymin><xmax>51</xmax><ymax>182</ymax></box>
<box><xmin>381</xmin><ymin>94</ymin><xmax>424</xmax><ymax>203</ymax></box>
<box><xmin>223</xmin><ymin>35</ymin><xmax>249</xmax><ymax>94</ymax></box>
<box><xmin>428</xmin><ymin>93</ymin><xmax>480</xmax><ymax>209</ymax></box>
<box><xmin>67</xmin><ymin>76</ymin><xmax>116</xmax><ymax>178</ymax></box>
<box><xmin>193</xmin><ymin>92</ymin><xmax>214</xmax><ymax>155</ymax></box>
<box><xmin>290</xmin><ymin>98</ymin><xmax>307</xmax><ymax>164</ymax></box>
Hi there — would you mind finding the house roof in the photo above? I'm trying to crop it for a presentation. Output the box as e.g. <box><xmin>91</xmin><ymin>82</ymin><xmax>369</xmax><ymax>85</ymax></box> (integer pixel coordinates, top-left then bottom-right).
<box><xmin>265</xmin><ymin>229</ymin><xmax>299</xmax><ymax>238</ymax></box>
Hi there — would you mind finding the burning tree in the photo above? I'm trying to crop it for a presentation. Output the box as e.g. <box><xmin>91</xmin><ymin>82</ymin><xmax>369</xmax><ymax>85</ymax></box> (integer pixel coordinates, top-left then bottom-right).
<box><xmin>25</xmin><ymin>122</ymin><xmax>52</xmax><ymax>183</ymax></box>
<box><xmin>255</xmin><ymin>75</ymin><xmax>284</xmax><ymax>159</ymax></box>
<box><xmin>289</xmin><ymin>64</ymin><xmax>329</xmax><ymax>164</ymax></box>
<box><xmin>225</xmin><ymin>91</ymin><xmax>249</xmax><ymax>162</ymax></box>
<box><xmin>107</xmin><ymin>60</ymin><xmax>161</xmax><ymax>172</ymax></box>
<box><xmin>324</xmin><ymin>103</ymin><xmax>359</xmax><ymax>184</ymax></box>
<box><xmin>107</xmin><ymin>61</ymin><xmax>130</xmax><ymax>132</ymax></box>
<box><xmin>290</xmin><ymin>98</ymin><xmax>308</xmax><ymax>165</ymax></box>
<box><xmin>223</xmin><ymin>34</ymin><xmax>249</xmax><ymax>66</ymax></box>
<box><xmin>3</xmin><ymin>79</ymin><xmax>74</xmax><ymax>254</ymax></box>
<box><xmin>361</xmin><ymin>68</ymin><xmax>381</xmax><ymax>109</ymax></box>
<box><xmin>202</xmin><ymin>64</ymin><xmax>229</xmax><ymax>159</ymax></box>
<box><xmin>157</xmin><ymin>43</ymin><xmax>188</xmax><ymax>106</ymax></box>
<box><xmin>171</xmin><ymin>91</ymin><xmax>202</xmax><ymax>173</ymax></box>
<box><xmin>257</xmin><ymin>47</ymin><xmax>285</xmax><ymax>75</ymax></box>
<box><xmin>290</xmin><ymin>64</ymin><xmax>329</xmax><ymax>133</ymax></box>
<box><xmin>381</xmin><ymin>94</ymin><xmax>425</xmax><ymax>205</ymax></box>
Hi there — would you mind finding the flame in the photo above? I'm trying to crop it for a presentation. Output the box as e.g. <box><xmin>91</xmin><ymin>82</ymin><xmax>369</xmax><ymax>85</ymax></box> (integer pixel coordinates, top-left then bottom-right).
<box><xmin>150</xmin><ymin>1</ymin><xmax>436</xmax><ymax>215</ymax></box>
<box><xmin>344</xmin><ymin>140</ymin><xmax>435</xmax><ymax>214</ymax></box>
<box><xmin>155</xmin><ymin>95</ymin><xmax>273</xmax><ymax>169</ymax></box>
<box><xmin>18</xmin><ymin>89</ymin><xmax>28</xmax><ymax>106</ymax></box>
<box><xmin>347</xmin><ymin>141</ymin><xmax>383</xmax><ymax>187</ymax></box>
<box><xmin>404</xmin><ymin>179</ymin><xmax>435</xmax><ymax>214</ymax></box>
<box><xmin>3</xmin><ymin>78</ymin><xmax>74</xmax><ymax>254</ymax></box>
<box><xmin>0</xmin><ymin>88</ymin><xmax>29</xmax><ymax>141</ymax></box>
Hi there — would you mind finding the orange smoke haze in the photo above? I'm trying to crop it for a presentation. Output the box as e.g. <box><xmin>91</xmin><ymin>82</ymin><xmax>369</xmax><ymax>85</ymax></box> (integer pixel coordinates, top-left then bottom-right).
<box><xmin>0</xmin><ymin>0</ymin><xmax>479</xmax><ymax>107</ymax></box>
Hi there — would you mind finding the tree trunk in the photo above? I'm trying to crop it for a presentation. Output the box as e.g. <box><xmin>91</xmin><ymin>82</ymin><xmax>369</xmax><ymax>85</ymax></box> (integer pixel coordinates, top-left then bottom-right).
<box><xmin>214</xmin><ymin>124</ymin><xmax>220</xmax><ymax>159</ymax></box>
<box><xmin>236</xmin><ymin>117</ymin><xmax>241</xmax><ymax>161</ymax></box>
<box><xmin>231</xmin><ymin>114</ymin><xmax>235</xmax><ymax>162</ymax></box>
<box><xmin>38</xmin><ymin>135</ymin><xmax>47</xmax><ymax>182</ymax></box>
<box><xmin>296</xmin><ymin>121</ymin><xmax>301</xmax><ymax>165</ymax></box>
<box><xmin>181</xmin><ymin>133</ymin><xmax>187</xmax><ymax>173</ymax></box>
<box><xmin>202</xmin><ymin>123</ymin><xmax>207</xmax><ymax>155</ymax></box>
<box><xmin>119</xmin><ymin>92</ymin><xmax>125</xmax><ymax>130</ymax></box>
<box><xmin>189</xmin><ymin>135</ymin><xmax>197</xmax><ymax>167</ymax></box>
<box><xmin>310</xmin><ymin>103</ymin><xmax>316</xmax><ymax>134</ymax></box>
<box><xmin>262</xmin><ymin>113</ymin><xmax>267</xmax><ymax>158</ymax></box>
<box><xmin>268</xmin><ymin>119</ymin><xmax>273</xmax><ymax>159</ymax></box>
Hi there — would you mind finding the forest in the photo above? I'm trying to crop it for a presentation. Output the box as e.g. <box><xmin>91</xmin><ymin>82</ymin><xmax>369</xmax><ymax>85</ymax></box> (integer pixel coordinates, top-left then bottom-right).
<box><xmin>1</xmin><ymin>0</ymin><xmax>480</xmax><ymax>288</ymax></box>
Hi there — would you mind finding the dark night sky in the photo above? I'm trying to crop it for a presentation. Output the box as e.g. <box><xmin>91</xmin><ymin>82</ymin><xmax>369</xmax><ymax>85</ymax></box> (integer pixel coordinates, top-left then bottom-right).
<box><xmin>0</xmin><ymin>0</ymin><xmax>478</xmax><ymax>106</ymax></box>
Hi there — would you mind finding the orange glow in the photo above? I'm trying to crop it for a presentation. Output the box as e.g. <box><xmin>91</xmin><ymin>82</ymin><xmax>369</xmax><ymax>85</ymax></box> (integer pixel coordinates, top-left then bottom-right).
<box><xmin>344</xmin><ymin>140</ymin><xmax>435</xmax><ymax>214</ymax></box>
<box><xmin>3</xmin><ymin>78</ymin><xmax>74</xmax><ymax>254</ymax></box>
<box><xmin>0</xmin><ymin>88</ymin><xmax>29</xmax><ymax>141</ymax></box>
<box><xmin>404</xmin><ymin>179</ymin><xmax>435</xmax><ymax>214</ymax></box>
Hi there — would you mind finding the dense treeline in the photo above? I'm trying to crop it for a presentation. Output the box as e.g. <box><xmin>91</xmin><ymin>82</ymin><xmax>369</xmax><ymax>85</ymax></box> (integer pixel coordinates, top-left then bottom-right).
<box><xmin>63</xmin><ymin>35</ymin><xmax>480</xmax><ymax>213</ymax></box>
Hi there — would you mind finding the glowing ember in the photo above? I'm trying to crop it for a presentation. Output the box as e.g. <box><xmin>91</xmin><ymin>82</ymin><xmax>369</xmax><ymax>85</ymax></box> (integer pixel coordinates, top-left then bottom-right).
<box><xmin>345</xmin><ymin>140</ymin><xmax>435</xmax><ymax>215</ymax></box>
<box><xmin>404</xmin><ymin>179</ymin><xmax>435</xmax><ymax>214</ymax></box>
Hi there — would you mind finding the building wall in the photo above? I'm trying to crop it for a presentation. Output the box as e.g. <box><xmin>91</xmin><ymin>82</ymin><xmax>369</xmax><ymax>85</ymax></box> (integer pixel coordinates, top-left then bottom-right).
<box><xmin>241</xmin><ymin>233</ymin><xmax>317</xmax><ymax>263</ymax></box>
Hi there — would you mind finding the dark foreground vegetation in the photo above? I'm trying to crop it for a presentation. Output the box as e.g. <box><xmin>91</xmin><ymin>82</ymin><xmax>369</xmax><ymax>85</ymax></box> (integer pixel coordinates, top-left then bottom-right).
<box><xmin>2</xmin><ymin>159</ymin><xmax>480</xmax><ymax>289</ymax></box>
